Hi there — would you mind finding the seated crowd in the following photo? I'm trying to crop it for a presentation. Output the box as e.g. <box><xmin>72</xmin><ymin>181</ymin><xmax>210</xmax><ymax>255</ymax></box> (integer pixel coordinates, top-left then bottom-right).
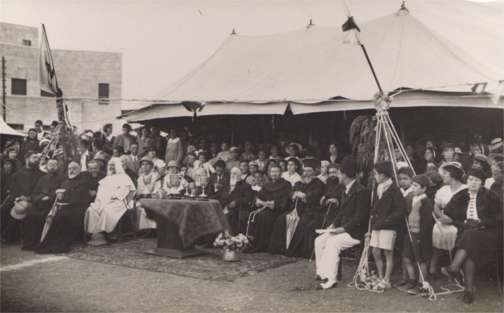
<box><xmin>1</xmin><ymin>121</ymin><xmax>503</xmax><ymax>304</ymax></box>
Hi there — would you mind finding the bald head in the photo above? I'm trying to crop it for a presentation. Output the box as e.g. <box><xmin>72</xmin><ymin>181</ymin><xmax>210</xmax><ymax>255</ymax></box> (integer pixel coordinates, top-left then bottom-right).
<box><xmin>46</xmin><ymin>159</ymin><xmax>59</xmax><ymax>174</ymax></box>
<box><xmin>68</xmin><ymin>161</ymin><xmax>81</xmax><ymax>179</ymax></box>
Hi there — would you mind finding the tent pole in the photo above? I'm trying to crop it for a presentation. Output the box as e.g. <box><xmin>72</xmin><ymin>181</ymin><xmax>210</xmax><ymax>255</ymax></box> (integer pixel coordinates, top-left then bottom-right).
<box><xmin>1</xmin><ymin>57</ymin><xmax>6</xmax><ymax>121</ymax></box>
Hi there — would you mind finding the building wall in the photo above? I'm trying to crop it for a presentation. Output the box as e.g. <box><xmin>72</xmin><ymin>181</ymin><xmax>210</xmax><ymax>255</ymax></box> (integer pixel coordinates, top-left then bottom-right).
<box><xmin>0</xmin><ymin>22</ymin><xmax>122</xmax><ymax>133</ymax></box>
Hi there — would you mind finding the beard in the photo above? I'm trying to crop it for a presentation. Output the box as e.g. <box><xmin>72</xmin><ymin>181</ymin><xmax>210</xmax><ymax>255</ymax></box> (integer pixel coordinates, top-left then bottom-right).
<box><xmin>68</xmin><ymin>172</ymin><xmax>79</xmax><ymax>179</ymax></box>
<box><xmin>302</xmin><ymin>176</ymin><xmax>313</xmax><ymax>184</ymax></box>
<box><xmin>326</xmin><ymin>176</ymin><xmax>339</xmax><ymax>185</ymax></box>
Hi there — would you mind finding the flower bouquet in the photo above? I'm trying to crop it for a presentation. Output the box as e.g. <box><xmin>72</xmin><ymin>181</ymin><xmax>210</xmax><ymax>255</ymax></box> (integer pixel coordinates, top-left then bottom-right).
<box><xmin>213</xmin><ymin>232</ymin><xmax>250</xmax><ymax>262</ymax></box>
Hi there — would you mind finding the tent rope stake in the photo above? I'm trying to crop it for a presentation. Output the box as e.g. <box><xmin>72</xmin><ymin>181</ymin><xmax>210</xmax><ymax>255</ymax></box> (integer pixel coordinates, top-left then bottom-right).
<box><xmin>342</xmin><ymin>1</ymin><xmax>464</xmax><ymax>300</ymax></box>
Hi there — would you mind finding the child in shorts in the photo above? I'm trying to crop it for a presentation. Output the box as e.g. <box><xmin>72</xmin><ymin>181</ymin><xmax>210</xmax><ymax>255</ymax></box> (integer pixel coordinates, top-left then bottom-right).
<box><xmin>369</xmin><ymin>162</ymin><xmax>407</xmax><ymax>290</ymax></box>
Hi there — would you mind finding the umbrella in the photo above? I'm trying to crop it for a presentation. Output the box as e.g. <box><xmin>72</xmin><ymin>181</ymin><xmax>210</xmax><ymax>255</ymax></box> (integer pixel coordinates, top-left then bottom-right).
<box><xmin>285</xmin><ymin>198</ymin><xmax>300</xmax><ymax>249</ymax></box>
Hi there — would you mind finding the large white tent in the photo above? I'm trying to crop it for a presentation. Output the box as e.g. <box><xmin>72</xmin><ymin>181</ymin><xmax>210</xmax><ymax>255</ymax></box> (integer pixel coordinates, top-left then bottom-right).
<box><xmin>0</xmin><ymin>117</ymin><xmax>24</xmax><ymax>137</ymax></box>
<box><xmin>124</xmin><ymin>0</ymin><xmax>504</xmax><ymax>122</ymax></box>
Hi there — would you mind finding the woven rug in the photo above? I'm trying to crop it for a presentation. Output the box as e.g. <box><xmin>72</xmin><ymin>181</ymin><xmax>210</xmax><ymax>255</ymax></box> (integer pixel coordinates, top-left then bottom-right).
<box><xmin>67</xmin><ymin>239</ymin><xmax>299</xmax><ymax>281</ymax></box>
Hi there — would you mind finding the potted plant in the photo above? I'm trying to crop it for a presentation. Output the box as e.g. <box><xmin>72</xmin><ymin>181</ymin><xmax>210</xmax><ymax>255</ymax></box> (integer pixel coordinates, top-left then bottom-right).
<box><xmin>213</xmin><ymin>232</ymin><xmax>250</xmax><ymax>262</ymax></box>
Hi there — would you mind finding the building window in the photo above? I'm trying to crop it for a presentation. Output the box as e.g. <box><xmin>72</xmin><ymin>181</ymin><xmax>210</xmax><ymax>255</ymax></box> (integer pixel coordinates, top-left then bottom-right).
<box><xmin>98</xmin><ymin>83</ymin><xmax>109</xmax><ymax>105</ymax></box>
<box><xmin>22</xmin><ymin>39</ymin><xmax>32</xmax><ymax>46</ymax></box>
<box><xmin>11</xmin><ymin>78</ymin><xmax>27</xmax><ymax>95</ymax></box>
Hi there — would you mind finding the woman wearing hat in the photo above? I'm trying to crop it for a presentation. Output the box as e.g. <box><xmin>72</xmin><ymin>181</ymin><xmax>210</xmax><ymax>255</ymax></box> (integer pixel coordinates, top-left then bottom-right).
<box><xmin>430</xmin><ymin>162</ymin><xmax>467</xmax><ymax>278</ymax></box>
<box><xmin>162</xmin><ymin>161</ymin><xmax>188</xmax><ymax>195</ymax></box>
<box><xmin>136</xmin><ymin>157</ymin><xmax>162</xmax><ymax>230</ymax></box>
<box><xmin>441</xmin><ymin>168</ymin><xmax>502</xmax><ymax>304</ymax></box>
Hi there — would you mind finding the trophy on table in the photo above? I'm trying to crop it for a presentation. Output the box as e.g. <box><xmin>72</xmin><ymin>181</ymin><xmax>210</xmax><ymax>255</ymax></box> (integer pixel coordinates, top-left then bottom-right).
<box><xmin>199</xmin><ymin>173</ymin><xmax>209</xmax><ymax>198</ymax></box>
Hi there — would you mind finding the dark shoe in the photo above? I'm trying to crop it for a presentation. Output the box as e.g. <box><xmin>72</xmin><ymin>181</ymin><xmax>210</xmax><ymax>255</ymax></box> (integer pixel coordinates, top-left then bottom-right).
<box><xmin>441</xmin><ymin>266</ymin><xmax>458</xmax><ymax>280</ymax></box>
<box><xmin>404</xmin><ymin>280</ymin><xmax>418</xmax><ymax>294</ymax></box>
<box><xmin>315</xmin><ymin>275</ymin><xmax>328</xmax><ymax>282</ymax></box>
<box><xmin>462</xmin><ymin>291</ymin><xmax>475</xmax><ymax>304</ymax></box>
<box><xmin>394</xmin><ymin>279</ymin><xmax>409</xmax><ymax>287</ymax></box>
<box><xmin>428</xmin><ymin>272</ymin><xmax>440</xmax><ymax>281</ymax></box>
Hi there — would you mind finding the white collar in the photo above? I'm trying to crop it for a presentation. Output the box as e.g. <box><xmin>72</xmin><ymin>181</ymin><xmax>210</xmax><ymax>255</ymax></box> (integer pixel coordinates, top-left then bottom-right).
<box><xmin>401</xmin><ymin>186</ymin><xmax>414</xmax><ymax>197</ymax></box>
<box><xmin>345</xmin><ymin>179</ymin><xmax>356</xmax><ymax>194</ymax></box>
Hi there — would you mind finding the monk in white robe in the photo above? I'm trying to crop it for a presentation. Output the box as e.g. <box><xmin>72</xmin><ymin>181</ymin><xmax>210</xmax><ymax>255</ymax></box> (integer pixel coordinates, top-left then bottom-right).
<box><xmin>85</xmin><ymin>157</ymin><xmax>136</xmax><ymax>245</ymax></box>
<box><xmin>136</xmin><ymin>157</ymin><xmax>161</xmax><ymax>230</ymax></box>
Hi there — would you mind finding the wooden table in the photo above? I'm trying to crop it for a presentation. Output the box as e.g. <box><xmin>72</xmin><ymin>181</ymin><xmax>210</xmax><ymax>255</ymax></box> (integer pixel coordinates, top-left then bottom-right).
<box><xmin>140</xmin><ymin>198</ymin><xmax>228</xmax><ymax>258</ymax></box>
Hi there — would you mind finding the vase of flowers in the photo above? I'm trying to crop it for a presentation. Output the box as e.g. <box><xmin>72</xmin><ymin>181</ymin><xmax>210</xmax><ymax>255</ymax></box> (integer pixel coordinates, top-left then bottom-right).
<box><xmin>213</xmin><ymin>232</ymin><xmax>250</xmax><ymax>262</ymax></box>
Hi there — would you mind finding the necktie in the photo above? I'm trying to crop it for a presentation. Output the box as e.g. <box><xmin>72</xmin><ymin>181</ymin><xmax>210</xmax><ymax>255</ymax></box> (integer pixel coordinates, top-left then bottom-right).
<box><xmin>466</xmin><ymin>193</ymin><xmax>479</xmax><ymax>220</ymax></box>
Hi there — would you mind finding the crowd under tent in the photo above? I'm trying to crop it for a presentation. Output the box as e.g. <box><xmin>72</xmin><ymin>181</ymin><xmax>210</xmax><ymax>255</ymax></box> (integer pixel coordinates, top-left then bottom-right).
<box><xmin>122</xmin><ymin>2</ymin><xmax>504</xmax><ymax>149</ymax></box>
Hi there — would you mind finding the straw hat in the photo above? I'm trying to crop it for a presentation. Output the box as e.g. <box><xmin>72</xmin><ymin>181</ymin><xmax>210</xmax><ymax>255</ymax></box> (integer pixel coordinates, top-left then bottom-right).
<box><xmin>10</xmin><ymin>198</ymin><xmax>31</xmax><ymax>220</ymax></box>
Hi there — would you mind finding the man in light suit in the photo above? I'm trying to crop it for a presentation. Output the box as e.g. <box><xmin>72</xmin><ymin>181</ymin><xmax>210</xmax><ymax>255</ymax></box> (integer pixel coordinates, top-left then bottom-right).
<box><xmin>314</xmin><ymin>157</ymin><xmax>370</xmax><ymax>290</ymax></box>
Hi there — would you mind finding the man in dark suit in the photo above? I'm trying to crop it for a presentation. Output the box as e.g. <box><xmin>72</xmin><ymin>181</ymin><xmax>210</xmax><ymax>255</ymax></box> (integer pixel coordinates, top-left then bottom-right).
<box><xmin>314</xmin><ymin>157</ymin><xmax>370</xmax><ymax>290</ymax></box>
<box><xmin>206</xmin><ymin>160</ymin><xmax>230</xmax><ymax>202</ymax></box>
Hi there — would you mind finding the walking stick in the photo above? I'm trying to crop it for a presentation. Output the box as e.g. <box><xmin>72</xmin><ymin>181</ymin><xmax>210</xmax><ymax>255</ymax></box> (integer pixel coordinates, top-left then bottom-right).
<box><xmin>309</xmin><ymin>202</ymin><xmax>334</xmax><ymax>261</ymax></box>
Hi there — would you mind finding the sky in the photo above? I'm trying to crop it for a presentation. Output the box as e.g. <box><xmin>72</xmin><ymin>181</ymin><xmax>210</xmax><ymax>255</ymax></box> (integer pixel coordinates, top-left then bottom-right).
<box><xmin>1</xmin><ymin>0</ymin><xmax>503</xmax><ymax>109</ymax></box>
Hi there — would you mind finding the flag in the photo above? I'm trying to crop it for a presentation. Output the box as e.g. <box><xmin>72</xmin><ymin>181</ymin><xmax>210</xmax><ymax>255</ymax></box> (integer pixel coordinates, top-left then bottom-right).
<box><xmin>342</xmin><ymin>15</ymin><xmax>361</xmax><ymax>45</ymax></box>
<box><xmin>39</xmin><ymin>24</ymin><xmax>59</xmax><ymax>96</ymax></box>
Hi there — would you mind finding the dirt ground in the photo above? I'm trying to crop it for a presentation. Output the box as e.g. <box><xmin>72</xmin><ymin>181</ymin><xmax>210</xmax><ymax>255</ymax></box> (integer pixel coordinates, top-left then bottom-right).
<box><xmin>1</xmin><ymin>244</ymin><xmax>502</xmax><ymax>313</ymax></box>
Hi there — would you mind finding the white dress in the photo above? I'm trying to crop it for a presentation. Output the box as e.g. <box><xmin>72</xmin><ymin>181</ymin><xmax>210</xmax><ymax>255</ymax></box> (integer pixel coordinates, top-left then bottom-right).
<box><xmin>85</xmin><ymin>173</ymin><xmax>136</xmax><ymax>234</ymax></box>
<box><xmin>137</xmin><ymin>171</ymin><xmax>161</xmax><ymax>230</ymax></box>
<box><xmin>432</xmin><ymin>184</ymin><xmax>467</xmax><ymax>250</ymax></box>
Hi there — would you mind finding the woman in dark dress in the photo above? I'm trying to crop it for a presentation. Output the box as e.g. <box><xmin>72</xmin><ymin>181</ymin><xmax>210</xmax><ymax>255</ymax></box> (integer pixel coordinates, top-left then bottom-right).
<box><xmin>441</xmin><ymin>168</ymin><xmax>502</xmax><ymax>304</ymax></box>
<box><xmin>36</xmin><ymin>162</ymin><xmax>93</xmax><ymax>254</ymax></box>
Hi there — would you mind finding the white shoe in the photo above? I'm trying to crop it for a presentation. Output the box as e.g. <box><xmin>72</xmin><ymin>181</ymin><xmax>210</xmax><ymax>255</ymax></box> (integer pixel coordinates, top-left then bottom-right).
<box><xmin>318</xmin><ymin>280</ymin><xmax>337</xmax><ymax>290</ymax></box>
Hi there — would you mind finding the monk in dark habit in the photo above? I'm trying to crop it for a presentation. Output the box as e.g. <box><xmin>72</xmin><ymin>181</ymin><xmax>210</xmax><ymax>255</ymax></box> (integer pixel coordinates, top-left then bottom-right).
<box><xmin>269</xmin><ymin>159</ymin><xmax>325</xmax><ymax>258</ymax></box>
<box><xmin>21</xmin><ymin>159</ymin><xmax>66</xmax><ymax>250</ymax></box>
<box><xmin>36</xmin><ymin>161</ymin><xmax>93</xmax><ymax>254</ymax></box>
<box><xmin>222</xmin><ymin>167</ymin><xmax>254</xmax><ymax>235</ymax></box>
<box><xmin>1</xmin><ymin>151</ymin><xmax>43</xmax><ymax>244</ymax></box>
<box><xmin>246</xmin><ymin>164</ymin><xmax>292</xmax><ymax>253</ymax></box>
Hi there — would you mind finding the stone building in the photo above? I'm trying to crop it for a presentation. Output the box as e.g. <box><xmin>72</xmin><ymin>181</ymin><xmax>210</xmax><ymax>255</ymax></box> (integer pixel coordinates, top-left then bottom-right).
<box><xmin>0</xmin><ymin>22</ymin><xmax>122</xmax><ymax>133</ymax></box>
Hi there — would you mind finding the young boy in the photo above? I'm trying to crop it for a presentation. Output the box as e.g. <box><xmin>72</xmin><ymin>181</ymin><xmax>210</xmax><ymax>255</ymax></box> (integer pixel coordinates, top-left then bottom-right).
<box><xmin>396</xmin><ymin>166</ymin><xmax>415</xmax><ymax>285</ymax></box>
<box><xmin>369</xmin><ymin>162</ymin><xmax>406</xmax><ymax>290</ymax></box>
<box><xmin>401</xmin><ymin>174</ymin><xmax>434</xmax><ymax>292</ymax></box>
<box><xmin>398</xmin><ymin>167</ymin><xmax>414</xmax><ymax>198</ymax></box>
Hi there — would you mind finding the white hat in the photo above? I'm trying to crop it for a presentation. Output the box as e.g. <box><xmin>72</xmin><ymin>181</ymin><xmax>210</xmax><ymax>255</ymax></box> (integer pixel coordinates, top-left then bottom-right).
<box><xmin>10</xmin><ymin>198</ymin><xmax>30</xmax><ymax>220</ymax></box>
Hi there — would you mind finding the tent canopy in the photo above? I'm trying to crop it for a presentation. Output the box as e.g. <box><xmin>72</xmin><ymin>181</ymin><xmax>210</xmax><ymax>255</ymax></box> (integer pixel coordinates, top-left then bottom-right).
<box><xmin>0</xmin><ymin>117</ymin><xmax>25</xmax><ymax>137</ymax></box>
<box><xmin>125</xmin><ymin>2</ymin><xmax>504</xmax><ymax>123</ymax></box>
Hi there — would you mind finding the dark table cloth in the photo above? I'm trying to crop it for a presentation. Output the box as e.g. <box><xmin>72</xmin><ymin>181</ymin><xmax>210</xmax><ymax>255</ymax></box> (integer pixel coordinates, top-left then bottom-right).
<box><xmin>140</xmin><ymin>198</ymin><xmax>228</xmax><ymax>249</ymax></box>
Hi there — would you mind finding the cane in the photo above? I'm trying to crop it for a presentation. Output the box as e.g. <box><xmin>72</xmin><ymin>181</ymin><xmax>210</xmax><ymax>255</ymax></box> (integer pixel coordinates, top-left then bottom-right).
<box><xmin>309</xmin><ymin>202</ymin><xmax>334</xmax><ymax>261</ymax></box>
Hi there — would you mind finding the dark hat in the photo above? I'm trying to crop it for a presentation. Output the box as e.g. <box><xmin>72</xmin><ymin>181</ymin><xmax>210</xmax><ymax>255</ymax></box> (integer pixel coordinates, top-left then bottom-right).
<box><xmin>327</xmin><ymin>163</ymin><xmax>340</xmax><ymax>171</ymax></box>
<box><xmin>412</xmin><ymin>174</ymin><xmax>431</xmax><ymax>188</ymax></box>
<box><xmin>467</xmin><ymin>167</ymin><xmax>485</xmax><ymax>182</ymax></box>
<box><xmin>214</xmin><ymin>159</ymin><xmax>226</xmax><ymax>169</ymax></box>
<box><xmin>122</xmin><ymin>123</ymin><xmax>132</xmax><ymax>130</ymax></box>
<box><xmin>374</xmin><ymin>161</ymin><xmax>393</xmax><ymax>178</ymax></box>
<box><xmin>473</xmin><ymin>154</ymin><xmax>490</xmax><ymax>166</ymax></box>
<box><xmin>139</xmin><ymin>156</ymin><xmax>153</xmax><ymax>166</ymax></box>
<box><xmin>340</xmin><ymin>157</ymin><xmax>357</xmax><ymax>178</ymax></box>
<box><xmin>302</xmin><ymin>158</ymin><xmax>319</xmax><ymax>170</ymax></box>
